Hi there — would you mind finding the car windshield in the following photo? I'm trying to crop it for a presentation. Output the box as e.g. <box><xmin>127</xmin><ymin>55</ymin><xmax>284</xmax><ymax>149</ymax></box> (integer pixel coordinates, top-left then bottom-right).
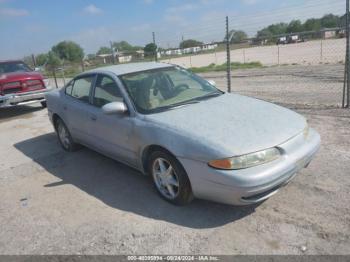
<box><xmin>0</xmin><ymin>62</ymin><xmax>32</xmax><ymax>74</ymax></box>
<box><xmin>120</xmin><ymin>66</ymin><xmax>223</xmax><ymax>114</ymax></box>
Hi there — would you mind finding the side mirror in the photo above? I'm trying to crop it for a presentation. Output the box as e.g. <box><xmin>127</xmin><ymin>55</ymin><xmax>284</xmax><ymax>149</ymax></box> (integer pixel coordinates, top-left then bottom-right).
<box><xmin>102</xmin><ymin>101</ymin><xmax>128</xmax><ymax>115</ymax></box>
<box><xmin>207</xmin><ymin>79</ymin><xmax>216</xmax><ymax>87</ymax></box>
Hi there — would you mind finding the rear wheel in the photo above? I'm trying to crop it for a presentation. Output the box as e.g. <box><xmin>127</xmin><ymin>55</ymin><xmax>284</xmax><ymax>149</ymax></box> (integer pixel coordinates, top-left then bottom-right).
<box><xmin>55</xmin><ymin>118</ymin><xmax>80</xmax><ymax>152</ymax></box>
<box><xmin>148</xmin><ymin>150</ymin><xmax>193</xmax><ymax>205</ymax></box>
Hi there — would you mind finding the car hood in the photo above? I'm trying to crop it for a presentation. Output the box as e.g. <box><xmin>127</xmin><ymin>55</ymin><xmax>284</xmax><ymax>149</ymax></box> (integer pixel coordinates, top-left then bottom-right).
<box><xmin>144</xmin><ymin>93</ymin><xmax>306</xmax><ymax>158</ymax></box>
<box><xmin>0</xmin><ymin>71</ymin><xmax>43</xmax><ymax>83</ymax></box>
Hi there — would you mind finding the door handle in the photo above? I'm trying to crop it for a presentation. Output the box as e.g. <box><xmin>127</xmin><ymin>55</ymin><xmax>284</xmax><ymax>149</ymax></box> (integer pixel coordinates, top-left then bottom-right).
<box><xmin>63</xmin><ymin>105</ymin><xmax>67</xmax><ymax>110</ymax></box>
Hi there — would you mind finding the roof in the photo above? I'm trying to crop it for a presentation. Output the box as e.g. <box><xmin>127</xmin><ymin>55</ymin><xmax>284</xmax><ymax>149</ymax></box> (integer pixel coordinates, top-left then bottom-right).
<box><xmin>86</xmin><ymin>62</ymin><xmax>173</xmax><ymax>76</ymax></box>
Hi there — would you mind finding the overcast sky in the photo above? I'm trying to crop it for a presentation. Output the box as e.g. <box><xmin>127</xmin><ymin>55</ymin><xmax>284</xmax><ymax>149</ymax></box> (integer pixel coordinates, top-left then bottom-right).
<box><xmin>0</xmin><ymin>0</ymin><xmax>345</xmax><ymax>59</ymax></box>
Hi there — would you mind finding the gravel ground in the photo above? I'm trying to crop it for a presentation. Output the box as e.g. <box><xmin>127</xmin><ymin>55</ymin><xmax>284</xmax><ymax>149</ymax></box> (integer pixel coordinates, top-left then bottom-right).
<box><xmin>163</xmin><ymin>38</ymin><xmax>345</xmax><ymax>68</ymax></box>
<box><xmin>0</xmin><ymin>65</ymin><xmax>350</xmax><ymax>255</ymax></box>
<box><xmin>201</xmin><ymin>64</ymin><xmax>345</xmax><ymax>108</ymax></box>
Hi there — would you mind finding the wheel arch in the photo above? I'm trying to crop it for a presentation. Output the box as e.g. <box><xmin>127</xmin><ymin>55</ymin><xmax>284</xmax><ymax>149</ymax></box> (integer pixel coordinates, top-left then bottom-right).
<box><xmin>52</xmin><ymin>113</ymin><xmax>61</xmax><ymax>131</ymax></box>
<box><xmin>141</xmin><ymin>144</ymin><xmax>178</xmax><ymax>175</ymax></box>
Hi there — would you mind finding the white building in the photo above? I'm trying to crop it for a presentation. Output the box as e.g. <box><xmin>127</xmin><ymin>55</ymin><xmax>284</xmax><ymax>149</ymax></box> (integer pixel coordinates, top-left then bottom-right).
<box><xmin>161</xmin><ymin>43</ymin><xmax>218</xmax><ymax>56</ymax></box>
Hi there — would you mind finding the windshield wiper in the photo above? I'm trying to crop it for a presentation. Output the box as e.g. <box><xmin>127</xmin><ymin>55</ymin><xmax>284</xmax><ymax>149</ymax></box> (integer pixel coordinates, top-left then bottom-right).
<box><xmin>153</xmin><ymin>100</ymin><xmax>200</xmax><ymax>112</ymax></box>
<box><xmin>165</xmin><ymin>100</ymin><xmax>200</xmax><ymax>109</ymax></box>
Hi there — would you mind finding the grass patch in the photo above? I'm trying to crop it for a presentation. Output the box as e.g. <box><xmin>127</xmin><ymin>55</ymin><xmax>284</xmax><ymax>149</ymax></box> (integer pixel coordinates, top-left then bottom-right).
<box><xmin>189</xmin><ymin>62</ymin><xmax>262</xmax><ymax>73</ymax></box>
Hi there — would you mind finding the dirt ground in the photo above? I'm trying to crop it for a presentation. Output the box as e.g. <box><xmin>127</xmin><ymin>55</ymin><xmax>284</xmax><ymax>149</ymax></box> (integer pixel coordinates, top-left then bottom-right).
<box><xmin>0</xmin><ymin>65</ymin><xmax>350</xmax><ymax>255</ymax></box>
<box><xmin>163</xmin><ymin>38</ymin><xmax>345</xmax><ymax>68</ymax></box>
<box><xmin>201</xmin><ymin>64</ymin><xmax>345</xmax><ymax>108</ymax></box>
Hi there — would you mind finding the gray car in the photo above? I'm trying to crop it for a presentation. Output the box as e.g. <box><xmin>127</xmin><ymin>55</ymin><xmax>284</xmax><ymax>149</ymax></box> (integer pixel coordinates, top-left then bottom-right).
<box><xmin>46</xmin><ymin>62</ymin><xmax>320</xmax><ymax>206</ymax></box>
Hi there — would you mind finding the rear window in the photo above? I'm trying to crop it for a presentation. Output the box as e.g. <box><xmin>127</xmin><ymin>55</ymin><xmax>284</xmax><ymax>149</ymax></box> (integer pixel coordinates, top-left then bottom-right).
<box><xmin>66</xmin><ymin>76</ymin><xmax>95</xmax><ymax>103</ymax></box>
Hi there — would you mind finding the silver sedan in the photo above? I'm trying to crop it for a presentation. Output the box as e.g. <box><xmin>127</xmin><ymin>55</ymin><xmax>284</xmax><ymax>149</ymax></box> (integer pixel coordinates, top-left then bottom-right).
<box><xmin>46</xmin><ymin>62</ymin><xmax>320</xmax><ymax>206</ymax></box>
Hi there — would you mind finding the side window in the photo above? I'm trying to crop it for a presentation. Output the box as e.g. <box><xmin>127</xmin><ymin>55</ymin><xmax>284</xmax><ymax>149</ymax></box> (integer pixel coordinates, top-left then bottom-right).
<box><xmin>70</xmin><ymin>76</ymin><xmax>94</xmax><ymax>103</ymax></box>
<box><xmin>65</xmin><ymin>81</ymin><xmax>74</xmax><ymax>95</ymax></box>
<box><xmin>93</xmin><ymin>75</ymin><xmax>123</xmax><ymax>107</ymax></box>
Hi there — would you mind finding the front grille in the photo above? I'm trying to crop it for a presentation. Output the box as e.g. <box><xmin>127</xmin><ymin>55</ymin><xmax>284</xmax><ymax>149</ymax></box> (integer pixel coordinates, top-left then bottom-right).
<box><xmin>26</xmin><ymin>79</ymin><xmax>41</xmax><ymax>85</ymax></box>
<box><xmin>26</xmin><ymin>79</ymin><xmax>44</xmax><ymax>90</ymax></box>
<box><xmin>3</xmin><ymin>87</ymin><xmax>22</xmax><ymax>95</ymax></box>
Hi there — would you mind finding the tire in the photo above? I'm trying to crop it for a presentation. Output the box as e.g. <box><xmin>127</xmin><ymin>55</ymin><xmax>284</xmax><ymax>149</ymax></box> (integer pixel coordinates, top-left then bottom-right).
<box><xmin>55</xmin><ymin>118</ymin><xmax>80</xmax><ymax>152</ymax></box>
<box><xmin>40</xmin><ymin>101</ymin><xmax>47</xmax><ymax>108</ymax></box>
<box><xmin>148</xmin><ymin>150</ymin><xmax>193</xmax><ymax>205</ymax></box>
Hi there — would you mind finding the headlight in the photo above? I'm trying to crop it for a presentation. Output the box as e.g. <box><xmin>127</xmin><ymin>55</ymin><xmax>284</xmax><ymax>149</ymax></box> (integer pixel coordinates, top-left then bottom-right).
<box><xmin>208</xmin><ymin>148</ymin><xmax>281</xmax><ymax>170</ymax></box>
<box><xmin>43</xmin><ymin>78</ymin><xmax>50</xmax><ymax>88</ymax></box>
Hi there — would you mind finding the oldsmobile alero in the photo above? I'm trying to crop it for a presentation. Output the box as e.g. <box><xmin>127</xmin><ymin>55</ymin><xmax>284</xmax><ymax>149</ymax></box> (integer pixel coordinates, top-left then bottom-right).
<box><xmin>45</xmin><ymin>62</ymin><xmax>320</xmax><ymax>205</ymax></box>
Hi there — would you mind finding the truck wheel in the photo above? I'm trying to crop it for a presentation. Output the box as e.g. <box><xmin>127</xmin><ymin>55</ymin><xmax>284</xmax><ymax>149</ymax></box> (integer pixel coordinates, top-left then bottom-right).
<box><xmin>55</xmin><ymin>118</ymin><xmax>80</xmax><ymax>152</ymax></box>
<box><xmin>148</xmin><ymin>150</ymin><xmax>193</xmax><ymax>205</ymax></box>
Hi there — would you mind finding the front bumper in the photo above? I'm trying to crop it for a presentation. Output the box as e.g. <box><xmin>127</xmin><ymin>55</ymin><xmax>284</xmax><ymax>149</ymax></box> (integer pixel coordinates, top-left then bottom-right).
<box><xmin>178</xmin><ymin>128</ymin><xmax>321</xmax><ymax>206</ymax></box>
<box><xmin>0</xmin><ymin>88</ymin><xmax>53</xmax><ymax>108</ymax></box>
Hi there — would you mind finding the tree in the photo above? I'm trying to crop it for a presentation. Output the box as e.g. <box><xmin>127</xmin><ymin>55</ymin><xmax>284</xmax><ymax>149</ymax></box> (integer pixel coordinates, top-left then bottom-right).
<box><xmin>340</xmin><ymin>14</ymin><xmax>346</xmax><ymax>28</ymax></box>
<box><xmin>144</xmin><ymin>43</ymin><xmax>157</xmax><ymax>57</ymax></box>
<box><xmin>257</xmin><ymin>23</ymin><xmax>288</xmax><ymax>39</ymax></box>
<box><xmin>256</xmin><ymin>28</ymin><xmax>274</xmax><ymax>40</ymax></box>
<box><xmin>179</xmin><ymin>39</ymin><xmax>203</xmax><ymax>49</ymax></box>
<box><xmin>22</xmin><ymin>56</ymin><xmax>34</xmax><ymax>67</ymax></box>
<box><xmin>86</xmin><ymin>54</ymin><xmax>96</xmax><ymax>60</ymax></box>
<box><xmin>112</xmin><ymin>41</ymin><xmax>142</xmax><ymax>52</ymax></box>
<box><xmin>46</xmin><ymin>51</ymin><xmax>62</xmax><ymax>88</ymax></box>
<box><xmin>96</xmin><ymin>46</ymin><xmax>112</xmax><ymax>55</ymax></box>
<box><xmin>287</xmin><ymin>20</ymin><xmax>303</xmax><ymax>33</ymax></box>
<box><xmin>36</xmin><ymin>53</ymin><xmax>49</xmax><ymax>66</ymax></box>
<box><xmin>320</xmin><ymin>14</ymin><xmax>340</xmax><ymax>28</ymax></box>
<box><xmin>226</xmin><ymin>30</ymin><xmax>248</xmax><ymax>43</ymax></box>
<box><xmin>52</xmin><ymin>41</ymin><xmax>84</xmax><ymax>62</ymax></box>
<box><xmin>303</xmin><ymin>18</ymin><xmax>321</xmax><ymax>32</ymax></box>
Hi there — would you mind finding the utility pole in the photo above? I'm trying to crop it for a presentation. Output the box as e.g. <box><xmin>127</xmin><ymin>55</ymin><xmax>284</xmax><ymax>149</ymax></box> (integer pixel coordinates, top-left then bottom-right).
<box><xmin>31</xmin><ymin>54</ymin><xmax>36</xmax><ymax>67</ymax></box>
<box><xmin>110</xmin><ymin>41</ymin><xmax>116</xmax><ymax>65</ymax></box>
<box><xmin>226</xmin><ymin>16</ymin><xmax>232</xmax><ymax>93</ymax></box>
<box><xmin>152</xmin><ymin>32</ymin><xmax>158</xmax><ymax>62</ymax></box>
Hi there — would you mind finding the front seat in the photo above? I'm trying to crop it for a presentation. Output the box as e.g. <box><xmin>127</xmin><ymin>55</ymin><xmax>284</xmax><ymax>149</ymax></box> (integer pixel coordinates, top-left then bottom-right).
<box><xmin>134</xmin><ymin>77</ymin><xmax>154</xmax><ymax>110</ymax></box>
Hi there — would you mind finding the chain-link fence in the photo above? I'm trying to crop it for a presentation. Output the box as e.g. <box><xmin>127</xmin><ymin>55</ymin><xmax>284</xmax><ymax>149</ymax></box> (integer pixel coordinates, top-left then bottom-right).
<box><xmin>31</xmin><ymin>0</ymin><xmax>349</xmax><ymax>109</ymax></box>
<box><xmin>155</xmin><ymin>0</ymin><xmax>348</xmax><ymax>109</ymax></box>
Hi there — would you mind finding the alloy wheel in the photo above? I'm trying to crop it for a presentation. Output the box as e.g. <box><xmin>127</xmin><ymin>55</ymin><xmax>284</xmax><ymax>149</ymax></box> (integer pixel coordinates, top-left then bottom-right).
<box><xmin>57</xmin><ymin>122</ymin><xmax>70</xmax><ymax>149</ymax></box>
<box><xmin>152</xmin><ymin>157</ymin><xmax>180</xmax><ymax>200</ymax></box>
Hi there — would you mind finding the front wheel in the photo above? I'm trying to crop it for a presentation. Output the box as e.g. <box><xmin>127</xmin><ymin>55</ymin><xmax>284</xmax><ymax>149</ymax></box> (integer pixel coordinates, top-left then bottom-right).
<box><xmin>55</xmin><ymin>118</ymin><xmax>80</xmax><ymax>152</ymax></box>
<box><xmin>148</xmin><ymin>150</ymin><xmax>193</xmax><ymax>205</ymax></box>
<box><xmin>40</xmin><ymin>101</ymin><xmax>47</xmax><ymax>108</ymax></box>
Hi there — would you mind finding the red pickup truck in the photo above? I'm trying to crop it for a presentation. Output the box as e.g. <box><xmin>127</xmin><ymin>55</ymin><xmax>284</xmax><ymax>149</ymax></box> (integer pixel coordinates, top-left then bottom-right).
<box><xmin>0</xmin><ymin>60</ymin><xmax>52</xmax><ymax>108</ymax></box>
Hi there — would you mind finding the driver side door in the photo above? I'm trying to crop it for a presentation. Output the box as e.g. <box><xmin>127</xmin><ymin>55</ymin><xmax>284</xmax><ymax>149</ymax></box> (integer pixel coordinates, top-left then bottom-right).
<box><xmin>84</xmin><ymin>74</ymin><xmax>138</xmax><ymax>167</ymax></box>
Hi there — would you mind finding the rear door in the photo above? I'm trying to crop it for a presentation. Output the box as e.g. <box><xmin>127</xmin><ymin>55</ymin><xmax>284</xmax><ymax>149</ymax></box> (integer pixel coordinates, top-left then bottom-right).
<box><xmin>84</xmin><ymin>74</ymin><xmax>138</xmax><ymax>166</ymax></box>
<box><xmin>63</xmin><ymin>74</ymin><xmax>96</xmax><ymax>143</ymax></box>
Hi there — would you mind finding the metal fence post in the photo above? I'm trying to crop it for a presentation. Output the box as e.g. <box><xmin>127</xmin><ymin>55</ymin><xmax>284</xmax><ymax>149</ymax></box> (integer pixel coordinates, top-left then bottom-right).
<box><xmin>153</xmin><ymin>32</ymin><xmax>158</xmax><ymax>62</ymax></box>
<box><xmin>347</xmin><ymin>0</ymin><xmax>350</xmax><ymax>108</ymax></box>
<box><xmin>343</xmin><ymin>0</ymin><xmax>350</xmax><ymax>108</ymax></box>
<box><xmin>81</xmin><ymin>60</ymin><xmax>85</xmax><ymax>72</ymax></box>
<box><xmin>226</xmin><ymin>16</ymin><xmax>231</xmax><ymax>93</ymax></box>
